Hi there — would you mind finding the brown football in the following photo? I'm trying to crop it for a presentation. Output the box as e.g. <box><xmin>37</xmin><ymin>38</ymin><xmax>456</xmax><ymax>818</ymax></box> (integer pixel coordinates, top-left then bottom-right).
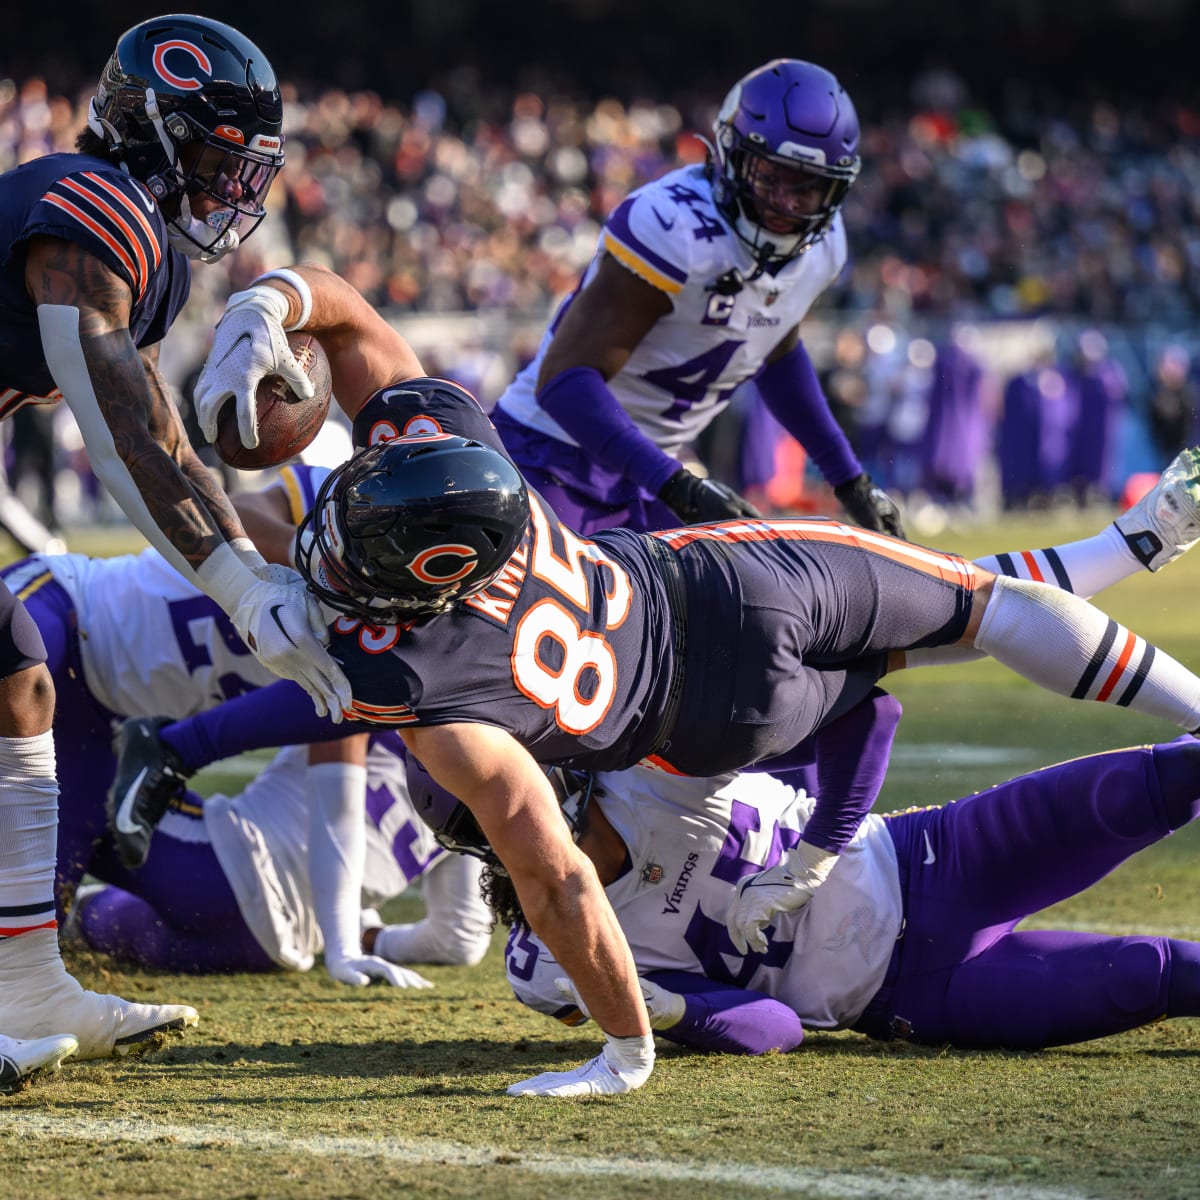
<box><xmin>214</xmin><ymin>330</ymin><xmax>333</xmax><ymax>470</ymax></box>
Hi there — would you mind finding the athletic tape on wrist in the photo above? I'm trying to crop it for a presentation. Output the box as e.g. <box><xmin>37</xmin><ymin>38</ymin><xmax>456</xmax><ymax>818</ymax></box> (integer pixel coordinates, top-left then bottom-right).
<box><xmin>253</xmin><ymin>269</ymin><xmax>314</xmax><ymax>331</ymax></box>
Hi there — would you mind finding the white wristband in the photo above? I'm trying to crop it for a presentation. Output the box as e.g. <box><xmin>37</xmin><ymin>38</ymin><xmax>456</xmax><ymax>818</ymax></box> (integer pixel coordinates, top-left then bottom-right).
<box><xmin>253</xmin><ymin>268</ymin><xmax>314</xmax><ymax>331</ymax></box>
<box><xmin>194</xmin><ymin>541</ymin><xmax>258</xmax><ymax>614</ymax></box>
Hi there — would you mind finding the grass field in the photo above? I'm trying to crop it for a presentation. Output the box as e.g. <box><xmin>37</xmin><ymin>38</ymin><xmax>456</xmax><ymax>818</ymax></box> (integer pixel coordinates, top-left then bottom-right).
<box><xmin>3</xmin><ymin>512</ymin><xmax>1200</xmax><ymax>1200</ymax></box>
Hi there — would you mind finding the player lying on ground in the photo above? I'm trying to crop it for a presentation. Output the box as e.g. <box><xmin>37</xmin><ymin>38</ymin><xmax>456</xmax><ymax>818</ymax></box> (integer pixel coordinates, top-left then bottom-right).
<box><xmin>421</xmin><ymin>726</ymin><xmax>1200</xmax><ymax>1055</ymax></box>
<box><xmin>5</xmin><ymin>461</ymin><xmax>462</xmax><ymax>989</ymax></box>
<box><xmin>72</xmin><ymin>735</ymin><xmax>490</xmax><ymax>981</ymax></box>
<box><xmin>108</xmin><ymin>264</ymin><xmax>1200</xmax><ymax>1097</ymax></box>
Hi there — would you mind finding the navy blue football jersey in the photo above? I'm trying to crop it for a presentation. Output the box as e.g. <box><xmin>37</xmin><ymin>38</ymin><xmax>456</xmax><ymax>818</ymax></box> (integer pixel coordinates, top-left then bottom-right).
<box><xmin>334</xmin><ymin>378</ymin><xmax>680</xmax><ymax>770</ymax></box>
<box><xmin>332</xmin><ymin>378</ymin><xmax>977</xmax><ymax>776</ymax></box>
<box><xmin>0</xmin><ymin>152</ymin><xmax>190</xmax><ymax>415</ymax></box>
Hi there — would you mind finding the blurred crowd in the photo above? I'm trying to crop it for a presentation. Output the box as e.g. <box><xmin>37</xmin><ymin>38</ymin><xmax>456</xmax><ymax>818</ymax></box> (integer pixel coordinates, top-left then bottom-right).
<box><xmin>4</xmin><ymin>64</ymin><xmax>1200</xmax><ymax>535</ymax></box>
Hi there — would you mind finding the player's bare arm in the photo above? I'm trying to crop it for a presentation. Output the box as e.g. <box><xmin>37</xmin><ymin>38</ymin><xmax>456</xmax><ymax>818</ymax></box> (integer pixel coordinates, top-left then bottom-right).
<box><xmin>536</xmin><ymin>252</ymin><xmax>673</xmax><ymax>386</ymax></box>
<box><xmin>401</xmin><ymin>722</ymin><xmax>650</xmax><ymax>1038</ymax></box>
<box><xmin>26</xmin><ymin>235</ymin><xmax>240</xmax><ymax>568</ymax></box>
<box><xmin>231</xmin><ymin>484</ymin><xmax>300</xmax><ymax>566</ymax></box>
<box><xmin>271</xmin><ymin>265</ymin><xmax>424</xmax><ymax>413</ymax></box>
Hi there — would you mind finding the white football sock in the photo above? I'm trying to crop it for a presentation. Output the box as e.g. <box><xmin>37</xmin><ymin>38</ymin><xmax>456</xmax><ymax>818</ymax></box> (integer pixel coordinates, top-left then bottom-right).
<box><xmin>973</xmin><ymin>576</ymin><xmax>1200</xmax><ymax>732</ymax></box>
<box><xmin>0</xmin><ymin>734</ymin><xmax>58</xmax><ymax>937</ymax></box>
<box><xmin>975</xmin><ymin>524</ymin><xmax>1138</xmax><ymax>601</ymax></box>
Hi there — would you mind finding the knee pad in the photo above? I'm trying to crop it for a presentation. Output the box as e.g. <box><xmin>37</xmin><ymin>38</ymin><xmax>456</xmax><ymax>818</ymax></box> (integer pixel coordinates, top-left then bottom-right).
<box><xmin>1151</xmin><ymin>737</ymin><xmax>1200</xmax><ymax>831</ymax></box>
<box><xmin>1103</xmin><ymin>937</ymin><xmax>1169</xmax><ymax>1019</ymax></box>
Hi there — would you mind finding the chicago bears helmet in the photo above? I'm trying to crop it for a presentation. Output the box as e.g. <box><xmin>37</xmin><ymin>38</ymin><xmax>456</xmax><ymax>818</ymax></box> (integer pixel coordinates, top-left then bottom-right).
<box><xmin>86</xmin><ymin>14</ymin><xmax>284</xmax><ymax>262</ymax></box>
<box><xmin>295</xmin><ymin>434</ymin><xmax>530</xmax><ymax>623</ymax></box>
<box><xmin>407</xmin><ymin>757</ymin><xmax>596</xmax><ymax>872</ymax></box>
<box><xmin>712</xmin><ymin>58</ymin><xmax>861</xmax><ymax>268</ymax></box>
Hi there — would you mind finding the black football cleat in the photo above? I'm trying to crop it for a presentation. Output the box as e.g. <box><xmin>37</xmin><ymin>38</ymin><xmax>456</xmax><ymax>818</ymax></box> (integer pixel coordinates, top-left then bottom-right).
<box><xmin>107</xmin><ymin>717</ymin><xmax>192</xmax><ymax>869</ymax></box>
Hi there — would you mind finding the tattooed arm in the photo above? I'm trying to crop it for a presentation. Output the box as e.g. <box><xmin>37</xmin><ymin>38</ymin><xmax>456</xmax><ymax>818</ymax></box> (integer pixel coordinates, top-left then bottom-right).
<box><xmin>26</xmin><ymin>234</ymin><xmax>244</xmax><ymax>572</ymax></box>
<box><xmin>29</xmin><ymin>234</ymin><xmax>352</xmax><ymax>718</ymax></box>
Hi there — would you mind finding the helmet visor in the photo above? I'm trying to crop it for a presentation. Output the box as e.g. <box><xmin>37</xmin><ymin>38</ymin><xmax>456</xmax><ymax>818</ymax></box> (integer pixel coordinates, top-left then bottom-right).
<box><xmin>181</xmin><ymin>139</ymin><xmax>281</xmax><ymax>220</ymax></box>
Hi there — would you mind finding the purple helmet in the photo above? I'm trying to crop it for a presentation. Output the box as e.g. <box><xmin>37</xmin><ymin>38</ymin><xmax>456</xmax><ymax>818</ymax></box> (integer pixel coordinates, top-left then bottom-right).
<box><xmin>407</xmin><ymin>758</ymin><xmax>595</xmax><ymax>873</ymax></box>
<box><xmin>712</xmin><ymin>58</ymin><xmax>861</xmax><ymax>267</ymax></box>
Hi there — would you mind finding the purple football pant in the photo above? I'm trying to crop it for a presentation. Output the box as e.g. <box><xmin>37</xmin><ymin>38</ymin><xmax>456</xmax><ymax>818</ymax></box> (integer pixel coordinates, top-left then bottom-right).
<box><xmin>855</xmin><ymin>739</ymin><xmax>1200</xmax><ymax>1047</ymax></box>
<box><xmin>79</xmin><ymin>805</ymin><xmax>276</xmax><ymax>974</ymax></box>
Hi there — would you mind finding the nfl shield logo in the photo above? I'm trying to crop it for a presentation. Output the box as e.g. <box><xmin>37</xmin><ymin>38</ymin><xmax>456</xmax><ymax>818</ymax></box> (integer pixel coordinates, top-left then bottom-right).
<box><xmin>641</xmin><ymin>863</ymin><xmax>664</xmax><ymax>884</ymax></box>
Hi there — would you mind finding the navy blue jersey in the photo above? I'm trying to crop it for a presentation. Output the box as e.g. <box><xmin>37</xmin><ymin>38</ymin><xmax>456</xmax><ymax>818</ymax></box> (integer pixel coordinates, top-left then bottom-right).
<box><xmin>0</xmin><ymin>152</ymin><xmax>190</xmax><ymax>413</ymax></box>
<box><xmin>327</xmin><ymin>378</ymin><xmax>977</xmax><ymax>776</ymax></box>
<box><xmin>337</xmin><ymin>378</ymin><xmax>679</xmax><ymax>770</ymax></box>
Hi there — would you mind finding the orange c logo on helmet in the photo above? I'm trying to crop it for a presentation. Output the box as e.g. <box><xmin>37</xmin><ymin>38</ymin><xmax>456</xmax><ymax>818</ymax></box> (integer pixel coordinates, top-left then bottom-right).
<box><xmin>214</xmin><ymin>124</ymin><xmax>246</xmax><ymax>145</ymax></box>
<box><xmin>152</xmin><ymin>40</ymin><xmax>213</xmax><ymax>90</ymax></box>
<box><xmin>408</xmin><ymin>544</ymin><xmax>478</xmax><ymax>585</ymax></box>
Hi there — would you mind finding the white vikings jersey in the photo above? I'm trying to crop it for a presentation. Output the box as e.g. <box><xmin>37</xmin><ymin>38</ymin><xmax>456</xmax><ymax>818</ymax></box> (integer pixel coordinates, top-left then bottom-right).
<box><xmin>205</xmin><ymin>737</ymin><xmax>461</xmax><ymax>970</ymax></box>
<box><xmin>497</xmin><ymin>164</ymin><xmax>847</xmax><ymax>458</ymax></box>
<box><xmin>11</xmin><ymin>463</ymin><xmax>332</xmax><ymax>719</ymax></box>
<box><xmin>22</xmin><ymin>549</ymin><xmax>279</xmax><ymax>719</ymax></box>
<box><xmin>506</xmin><ymin>767</ymin><xmax>902</xmax><ymax>1030</ymax></box>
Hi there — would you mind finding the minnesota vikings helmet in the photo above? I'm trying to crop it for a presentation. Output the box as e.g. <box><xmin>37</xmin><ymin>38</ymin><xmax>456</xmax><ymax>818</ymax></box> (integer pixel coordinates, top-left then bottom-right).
<box><xmin>712</xmin><ymin>58</ymin><xmax>861</xmax><ymax>268</ymax></box>
<box><xmin>87</xmin><ymin>14</ymin><xmax>285</xmax><ymax>261</ymax></box>
<box><xmin>407</xmin><ymin>757</ymin><xmax>597</xmax><ymax>872</ymax></box>
<box><xmin>295</xmin><ymin>433</ymin><xmax>530</xmax><ymax>624</ymax></box>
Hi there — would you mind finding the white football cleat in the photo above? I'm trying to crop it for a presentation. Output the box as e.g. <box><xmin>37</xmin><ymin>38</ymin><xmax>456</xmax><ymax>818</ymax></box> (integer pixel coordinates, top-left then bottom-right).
<box><xmin>0</xmin><ymin>930</ymin><xmax>198</xmax><ymax>1061</ymax></box>
<box><xmin>1115</xmin><ymin>446</ymin><xmax>1200</xmax><ymax>571</ymax></box>
<box><xmin>0</xmin><ymin>1032</ymin><xmax>77</xmax><ymax>1094</ymax></box>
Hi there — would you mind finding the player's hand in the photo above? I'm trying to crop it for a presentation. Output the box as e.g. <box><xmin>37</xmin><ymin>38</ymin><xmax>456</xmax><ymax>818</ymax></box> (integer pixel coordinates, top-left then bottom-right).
<box><xmin>833</xmin><ymin>473</ymin><xmax>905</xmax><ymax>538</ymax></box>
<box><xmin>194</xmin><ymin>284</ymin><xmax>315</xmax><ymax>451</ymax></box>
<box><xmin>506</xmin><ymin>1031</ymin><xmax>655</xmax><ymax>1097</ymax></box>
<box><xmin>726</xmin><ymin>841</ymin><xmax>839</xmax><ymax>955</ymax></box>
<box><xmin>232</xmin><ymin>566</ymin><xmax>351</xmax><ymax>721</ymax></box>
<box><xmin>555</xmin><ymin>976</ymin><xmax>684</xmax><ymax>1032</ymax></box>
<box><xmin>638</xmin><ymin>978</ymin><xmax>686</xmax><ymax>1030</ymax></box>
<box><xmin>658</xmin><ymin>467</ymin><xmax>761</xmax><ymax>525</ymax></box>
<box><xmin>325</xmin><ymin>954</ymin><xmax>433</xmax><ymax>989</ymax></box>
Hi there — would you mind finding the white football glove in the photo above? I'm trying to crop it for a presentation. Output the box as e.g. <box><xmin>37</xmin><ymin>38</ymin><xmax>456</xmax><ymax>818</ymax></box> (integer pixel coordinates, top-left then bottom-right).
<box><xmin>726</xmin><ymin>841</ymin><xmax>839</xmax><ymax>955</ymax></box>
<box><xmin>198</xmin><ymin>545</ymin><xmax>350</xmax><ymax>721</ymax></box>
<box><xmin>506</xmin><ymin>1031</ymin><xmax>655</xmax><ymax>1098</ymax></box>
<box><xmin>554</xmin><ymin>976</ymin><xmax>684</xmax><ymax>1032</ymax></box>
<box><xmin>194</xmin><ymin>284</ymin><xmax>315</xmax><ymax>450</ymax></box>
<box><xmin>324</xmin><ymin>954</ymin><xmax>432</xmax><ymax>989</ymax></box>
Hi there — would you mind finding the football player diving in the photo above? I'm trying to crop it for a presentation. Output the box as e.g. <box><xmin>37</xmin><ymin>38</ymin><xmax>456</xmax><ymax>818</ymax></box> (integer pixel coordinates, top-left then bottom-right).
<box><xmin>111</xmin><ymin>263</ymin><xmax>1200</xmax><ymax>1097</ymax></box>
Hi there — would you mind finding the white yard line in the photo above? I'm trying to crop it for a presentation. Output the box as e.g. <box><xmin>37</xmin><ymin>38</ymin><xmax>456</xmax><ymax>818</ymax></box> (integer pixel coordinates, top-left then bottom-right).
<box><xmin>15</xmin><ymin>1114</ymin><xmax>1098</xmax><ymax>1200</ymax></box>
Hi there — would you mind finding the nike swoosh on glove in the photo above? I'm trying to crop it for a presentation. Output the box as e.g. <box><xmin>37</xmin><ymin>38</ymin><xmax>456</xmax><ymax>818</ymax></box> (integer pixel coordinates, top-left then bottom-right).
<box><xmin>233</xmin><ymin>570</ymin><xmax>351</xmax><ymax>720</ymax></box>
<box><xmin>725</xmin><ymin>841</ymin><xmax>839</xmax><ymax>955</ymax></box>
<box><xmin>195</xmin><ymin>284</ymin><xmax>315</xmax><ymax>450</ymax></box>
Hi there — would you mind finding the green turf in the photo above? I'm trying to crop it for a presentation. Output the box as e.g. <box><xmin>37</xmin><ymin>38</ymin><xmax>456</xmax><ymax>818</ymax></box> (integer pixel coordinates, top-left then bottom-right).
<box><xmin>3</xmin><ymin>512</ymin><xmax>1200</xmax><ymax>1199</ymax></box>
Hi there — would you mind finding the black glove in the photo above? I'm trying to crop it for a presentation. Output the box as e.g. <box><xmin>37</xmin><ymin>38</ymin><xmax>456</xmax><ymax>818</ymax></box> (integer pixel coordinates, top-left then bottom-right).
<box><xmin>833</xmin><ymin>473</ymin><xmax>905</xmax><ymax>538</ymax></box>
<box><xmin>658</xmin><ymin>467</ymin><xmax>762</xmax><ymax>524</ymax></box>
